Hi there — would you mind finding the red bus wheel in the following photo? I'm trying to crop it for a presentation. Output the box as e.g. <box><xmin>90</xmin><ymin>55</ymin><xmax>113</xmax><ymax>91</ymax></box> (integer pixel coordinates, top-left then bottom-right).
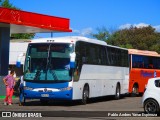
<box><xmin>131</xmin><ymin>84</ymin><xmax>139</xmax><ymax>97</ymax></box>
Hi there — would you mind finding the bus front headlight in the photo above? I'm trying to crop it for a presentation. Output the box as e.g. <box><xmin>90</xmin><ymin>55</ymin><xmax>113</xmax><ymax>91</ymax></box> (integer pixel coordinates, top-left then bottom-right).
<box><xmin>24</xmin><ymin>86</ymin><xmax>34</xmax><ymax>91</ymax></box>
<box><xmin>59</xmin><ymin>87</ymin><xmax>72</xmax><ymax>91</ymax></box>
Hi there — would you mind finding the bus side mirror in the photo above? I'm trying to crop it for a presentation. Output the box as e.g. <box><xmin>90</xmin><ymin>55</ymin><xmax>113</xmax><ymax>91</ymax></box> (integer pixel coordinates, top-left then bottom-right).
<box><xmin>27</xmin><ymin>56</ymin><xmax>31</xmax><ymax>70</ymax></box>
<box><xmin>70</xmin><ymin>52</ymin><xmax>76</xmax><ymax>68</ymax></box>
<box><xmin>16</xmin><ymin>53</ymin><xmax>25</xmax><ymax>68</ymax></box>
<box><xmin>70</xmin><ymin>62</ymin><xmax>75</xmax><ymax>69</ymax></box>
<box><xmin>16</xmin><ymin>61</ymin><xmax>21</xmax><ymax>68</ymax></box>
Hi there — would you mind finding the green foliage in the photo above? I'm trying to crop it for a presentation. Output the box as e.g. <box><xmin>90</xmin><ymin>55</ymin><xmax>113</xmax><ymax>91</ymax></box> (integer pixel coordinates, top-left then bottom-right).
<box><xmin>0</xmin><ymin>0</ymin><xmax>17</xmax><ymax>9</ymax></box>
<box><xmin>11</xmin><ymin>33</ymin><xmax>35</xmax><ymax>39</ymax></box>
<box><xmin>92</xmin><ymin>26</ymin><xmax>160</xmax><ymax>53</ymax></box>
<box><xmin>91</xmin><ymin>27</ymin><xmax>110</xmax><ymax>41</ymax></box>
<box><xmin>0</xmin><ymin>0</ymin><xmax>35</xmax><ymax>39</ymax></box>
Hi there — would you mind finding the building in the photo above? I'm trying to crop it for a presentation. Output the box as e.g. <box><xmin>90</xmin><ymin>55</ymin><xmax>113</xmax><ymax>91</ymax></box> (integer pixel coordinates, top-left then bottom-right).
<box><xmin>9</xmin><ymin>39</ymin><xmax>29</xmax><ymax>76</ymax></box>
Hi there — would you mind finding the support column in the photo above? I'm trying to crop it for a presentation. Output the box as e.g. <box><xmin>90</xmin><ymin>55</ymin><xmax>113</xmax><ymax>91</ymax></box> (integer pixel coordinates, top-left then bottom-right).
<box><xmin>0</xmin><ymin>27</ymin><xmax>10</xmax><ymax>76</ymax></box>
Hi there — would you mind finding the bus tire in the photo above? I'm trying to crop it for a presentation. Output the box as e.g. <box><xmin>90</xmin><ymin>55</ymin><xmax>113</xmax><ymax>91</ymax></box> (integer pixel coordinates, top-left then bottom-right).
<box><xmin>22</xmin><ymin>97</ymin><xmax>26</xmax><ymax>106</ymax></box>
<box><xmin>131</xmin><ymin>84</ymin><xmax>139</xmax><ymax>97</ymax></box>
<box><xmin>115</xmin><ymin>84</ymin><xmax>120</xmax><ymax>100</ymax></box>
<box><xmin>81</xmin><ymin>85</ymin><xmax>89</xmax><ymax>105</ymax></box>
<box><xmin>23</xmin><ymin>97</ymin><xmax>26</xmax><ymax>103</ymax></box>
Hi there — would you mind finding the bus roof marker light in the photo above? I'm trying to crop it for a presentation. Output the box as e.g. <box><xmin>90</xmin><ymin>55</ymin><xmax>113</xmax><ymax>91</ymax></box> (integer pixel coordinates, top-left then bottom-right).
<box><xmin>47</xmin><ymin>40</ymin><xmax>54</xmax><ymax>42</ymax></box>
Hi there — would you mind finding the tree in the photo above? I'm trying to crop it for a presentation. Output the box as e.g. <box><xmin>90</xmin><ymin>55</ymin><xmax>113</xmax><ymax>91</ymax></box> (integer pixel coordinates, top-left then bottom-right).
<box><xmin>0</xmin><ymin>0</ymin><xmax>17</xmax><ymax>9</ymax></box>
<box><xmin>0</xmin><ymin>0</ymin><xmax>35</xmax><ymax>39</ymax></box>
<box><xmin>92</xmin><ymin>26</ymin><xmax>160</xmax><ymax>53</ymax></box>
<box><xmin>91</xmin><ymin>27</ymin><xmax>110</xmax><ymax>41</ymax></box>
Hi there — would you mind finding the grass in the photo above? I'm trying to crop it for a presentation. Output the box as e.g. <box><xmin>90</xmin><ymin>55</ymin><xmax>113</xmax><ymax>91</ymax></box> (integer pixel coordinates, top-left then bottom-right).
<box><xmin>0</xmin><ymin>96</ymin><xmax>16</xmax><ymax>99</ymax></box>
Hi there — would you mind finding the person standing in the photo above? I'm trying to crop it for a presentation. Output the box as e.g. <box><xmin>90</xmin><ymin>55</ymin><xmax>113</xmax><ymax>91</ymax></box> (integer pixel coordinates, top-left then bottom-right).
<box><xmin>3</xmin><ymin>70</ymin><xmax>16</xmax><ymax>105</ymax></box>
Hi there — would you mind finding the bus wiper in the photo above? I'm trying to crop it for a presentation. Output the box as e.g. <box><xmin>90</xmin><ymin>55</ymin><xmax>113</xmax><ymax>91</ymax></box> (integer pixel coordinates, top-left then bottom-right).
<box><xmin>34</xmin><ymin>70</ymin><xmax>41</xmax><ymax>80</ymax></box>
<box><xmin>50</xmin><ymin>70</ymin><xmax>58</xmax><ymax>80</ymax></box>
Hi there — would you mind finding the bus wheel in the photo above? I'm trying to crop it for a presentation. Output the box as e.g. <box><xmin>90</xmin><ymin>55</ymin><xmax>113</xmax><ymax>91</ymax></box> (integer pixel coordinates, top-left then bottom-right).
<box><xmin>115</xmin><ymin>84</ymin><xmax>120</xmax><ymax>100</ymax></box>
<box><xmin>23</xmin><ymin>97</ymin><xmax>26</xmax><ymax>104</ymax></box>
<box><xmin>131</xmin><ymin>84</ymin><xmax>139</xmax><ymax>97</ymax></box>
<box><xmin>21</xmin><ymin>97</ymin><xmax>26</xmax><ymax>106</ymax></box>
<box><xmin>81</xmin><ymin>85</ymin><xmax>89</xmax><ymax>105</ymax></box>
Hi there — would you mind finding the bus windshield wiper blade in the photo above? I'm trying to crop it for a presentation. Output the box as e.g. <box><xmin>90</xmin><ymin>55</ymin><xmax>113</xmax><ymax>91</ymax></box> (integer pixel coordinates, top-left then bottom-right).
<box><xmin>34</xmin><ymin>70</ymin><xmax>41</xmax><ymax>80</ymax></box>
<box><xmin>51</xmin><ymin>70</ymin><xmax>58</xmax><ymax>80</ymax></box>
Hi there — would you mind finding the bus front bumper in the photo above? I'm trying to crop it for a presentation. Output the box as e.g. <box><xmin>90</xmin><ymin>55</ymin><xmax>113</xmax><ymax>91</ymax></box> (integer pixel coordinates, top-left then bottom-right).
<box><xmin>23</xmin><ymin>88</ymin><xmax>73</xmax><ymax>100</ymax></box>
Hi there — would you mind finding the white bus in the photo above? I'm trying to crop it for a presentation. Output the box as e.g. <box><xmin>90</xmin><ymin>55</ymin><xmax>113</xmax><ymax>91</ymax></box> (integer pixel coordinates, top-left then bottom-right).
<box><xmin>22</xmin><ymin>36</ymin><xmax>129</xmax><ymax>104</ymax></box>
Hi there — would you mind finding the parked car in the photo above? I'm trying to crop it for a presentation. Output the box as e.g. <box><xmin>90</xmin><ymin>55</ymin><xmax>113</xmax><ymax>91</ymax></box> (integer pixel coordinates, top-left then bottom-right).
<box><xmin>142</xmin><ymin>77</ymin><xmax>160</xmax><ymax>114</ymax></box>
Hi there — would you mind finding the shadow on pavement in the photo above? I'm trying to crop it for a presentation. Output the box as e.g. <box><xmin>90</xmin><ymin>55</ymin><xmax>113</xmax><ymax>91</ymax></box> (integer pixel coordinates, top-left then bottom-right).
<box><xmin>22</xmin><ymin>94</ymin><xmax>130</xmax><ymax>107</ymax></box>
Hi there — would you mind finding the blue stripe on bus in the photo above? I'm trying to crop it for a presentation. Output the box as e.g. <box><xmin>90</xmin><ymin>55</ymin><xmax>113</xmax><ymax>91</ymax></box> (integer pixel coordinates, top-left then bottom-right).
<box><xmin>24</xmin><ymin>81</ymin><xmax>73</xmax><ymax>100</ymax></box>
<box><xmin>24</xmin><ymin>89</ymin><xmax>73</xmax><ymax>100</ymax></box>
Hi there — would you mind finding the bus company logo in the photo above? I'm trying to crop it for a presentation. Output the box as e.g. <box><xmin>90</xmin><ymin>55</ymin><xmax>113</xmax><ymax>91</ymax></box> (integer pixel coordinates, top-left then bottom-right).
<box><xmin>141</xmin><ymin>70</ymin><xmax>153</xmax><ymax>77</ymax></box>
<box><xmin>44</xmin><ymin>88</ymin><xmax>47</xmax><ymax>92</ymax></box>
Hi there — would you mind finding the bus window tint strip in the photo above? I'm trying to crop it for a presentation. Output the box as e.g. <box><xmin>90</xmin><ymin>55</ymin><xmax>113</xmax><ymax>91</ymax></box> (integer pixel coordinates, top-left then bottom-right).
<box><xmin>75</xmin><ymin>41</ymin><xmax>129</xmax><ymax>67</ymax></box>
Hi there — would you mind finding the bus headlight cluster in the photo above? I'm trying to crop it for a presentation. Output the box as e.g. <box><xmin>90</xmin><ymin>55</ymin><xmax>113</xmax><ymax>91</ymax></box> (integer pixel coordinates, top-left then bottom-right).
<box><xmin>24</xmin><ymin>86</ymin><xmax>34</xmax><ymax>90</ymax></box>
<box><xmin>59</xmin><ymin>87</ymin><xmax>72</xmax><ymax>91</ymax></box>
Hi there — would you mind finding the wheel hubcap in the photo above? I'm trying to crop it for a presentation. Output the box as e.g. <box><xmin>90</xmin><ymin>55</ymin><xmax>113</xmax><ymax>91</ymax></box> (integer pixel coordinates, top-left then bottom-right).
<box><xmin>84</xmin><ymin>90</ymin><xmax>88</xmax><ymax>100</ymax></box>
<box><xmin>117</xmin><ymin>88</ymin><xmax>120</xmax><ymax>96</ymax></box>
<box><xmin>145</xmin><ymin>102</ymin><xmax>157</xmax><ymax>113</ymax></box>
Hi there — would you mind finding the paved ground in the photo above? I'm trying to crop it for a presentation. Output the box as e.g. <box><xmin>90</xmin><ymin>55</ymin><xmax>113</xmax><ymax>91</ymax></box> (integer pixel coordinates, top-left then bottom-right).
<box><xmin>0</xmin><ymin>96</ymin><xmax>159</xmax><ymax>120</ymax></box>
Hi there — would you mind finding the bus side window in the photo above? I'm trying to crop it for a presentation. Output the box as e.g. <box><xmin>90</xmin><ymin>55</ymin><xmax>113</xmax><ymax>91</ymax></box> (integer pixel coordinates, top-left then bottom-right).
<box><xmin>148</xmin><ymin>64</ymin><xmax>153</xmax><ymax>69</ymax></box>
<box><xmin>158</xmin><ymin>82</ymin><xmax>160</xmax><ymax>87</ymax></box>
<box><xmin>139</xmin><ymin>62</ymin><xmax>144</xmax><ymax>68</ymax></box>
<box><xmin>74</xmin><ymin>41</ymin><xmax>89</xmax><ymax>81</ymax></box>
<box><xmin>133</xmin><ymin>62</ymin><xmax>136</xmax><ymax>68</ymax></box>
<box><xmin>155</xmin><ymin>80</ymin><xmax>160</xmax><ymax>87</ymax></box>
<box><xmin>82</xmin><ymin>56</ymin><xmax>87</xmax><ymax>63</ymax></box>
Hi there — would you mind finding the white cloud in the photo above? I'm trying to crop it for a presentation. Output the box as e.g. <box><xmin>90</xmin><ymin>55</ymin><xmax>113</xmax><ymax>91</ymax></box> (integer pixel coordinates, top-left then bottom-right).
<box><xmin>119</xmin><ymin>23</ymin><xmax>160</xmax><ymax>32</ymax></box>
<box><xmin>154</xmin><ymin>25</ymin><xmax>160</xmax><ymax>32</ymax></box>
<box><xmin>80</xmin><ymin>28</ymin><xmax>93</xmax><ymax>36</ymax></box>
<box><xmin>72</xmin><ymin>29</ymin><xmax>80</xmax><ymax>34</ymax></box>
<box><xmin>119</xmin><ymin>23</ymin><xmax>132</xmax><ymax>29</ymax></box>
<box><xmin>119</xmin><ymin>23</ymin><xmax>149</xmax><ymax>29</ymax></box>
<box><xmin>72</xmin><ymin>27</ymin><xmax>93</xmax><ymax>36</ymax></box>
<box><xmin>134</xmin><ymin>23</ymin><xmax>149</xmax><ymax>28</ymax></box>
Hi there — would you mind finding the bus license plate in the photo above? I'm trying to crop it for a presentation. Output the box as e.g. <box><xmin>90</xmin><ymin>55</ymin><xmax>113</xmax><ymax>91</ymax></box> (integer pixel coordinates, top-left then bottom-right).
<box><xmin>41</xmin><ymin>94</ymin><xmax>49</xmax><ymax>97</ymax></box>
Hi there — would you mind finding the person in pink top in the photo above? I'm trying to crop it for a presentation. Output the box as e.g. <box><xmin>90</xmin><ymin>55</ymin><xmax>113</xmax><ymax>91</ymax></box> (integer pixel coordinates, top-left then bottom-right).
<box><xmin>3</xmin><ymin>70</ymin><xmax>16</xmax><ymax>105</ymax></box>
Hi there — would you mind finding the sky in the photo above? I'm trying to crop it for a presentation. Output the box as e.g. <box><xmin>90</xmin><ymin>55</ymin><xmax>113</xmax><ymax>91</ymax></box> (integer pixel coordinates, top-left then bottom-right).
<box><xmin>9</xmin><ymin>0</ymin><xmax>160</xmax><ymax>38</ymax></box>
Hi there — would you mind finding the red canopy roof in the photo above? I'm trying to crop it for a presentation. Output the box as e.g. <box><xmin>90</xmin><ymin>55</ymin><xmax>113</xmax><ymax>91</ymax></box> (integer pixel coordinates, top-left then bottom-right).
<box><xmin>0</xmin><ymin>7</ymin><xmax>72</xmax><ymax>33</ymax></box>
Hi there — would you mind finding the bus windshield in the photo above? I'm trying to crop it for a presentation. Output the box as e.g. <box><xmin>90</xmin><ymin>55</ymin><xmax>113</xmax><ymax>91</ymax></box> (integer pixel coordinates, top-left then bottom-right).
<box><xmin>24</xmin><ymin>43</ymin><xmax>73</xmax><ymax>82</ymax></box>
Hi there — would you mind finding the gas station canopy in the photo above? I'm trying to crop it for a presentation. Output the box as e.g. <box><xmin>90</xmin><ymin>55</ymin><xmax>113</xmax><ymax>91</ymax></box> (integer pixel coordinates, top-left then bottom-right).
<box><xmin>0</xmin><ymin>7</ymin><xmax>72</xmax><ymax>76</ymax></box>
<box><xmin>0</xmin><ymin>7</ymin><xmax>72</xmax><ymax>33</ymax></box>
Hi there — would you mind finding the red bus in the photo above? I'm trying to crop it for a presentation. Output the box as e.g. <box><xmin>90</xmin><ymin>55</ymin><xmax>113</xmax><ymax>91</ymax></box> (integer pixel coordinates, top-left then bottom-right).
<box><xmin>128</xmin><ymin>49</ymin><xmax>160</xmax><ymax>96</ymax></box>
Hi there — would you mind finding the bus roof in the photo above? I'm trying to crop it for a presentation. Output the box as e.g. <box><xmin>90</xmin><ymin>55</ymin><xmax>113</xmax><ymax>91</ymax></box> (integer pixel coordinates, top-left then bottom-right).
<box><xmin>30</xmin><ymin>36</ymin><xmax>128</xmax><ymax>51</ymax></box>
<box><xmin>31</xmin><ymin>36</ymin><xmax>107</xmax><ymax>46</ymax></box>
<box><xmin>128</xmin><ymin>49</ymin><xmax>160</xmax><ymax>57</ymax></box>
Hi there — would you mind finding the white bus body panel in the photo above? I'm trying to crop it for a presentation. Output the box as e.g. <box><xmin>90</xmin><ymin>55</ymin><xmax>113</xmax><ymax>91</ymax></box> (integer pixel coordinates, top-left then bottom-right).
<box><xmin>24</xmin><ymin>36</ymin><xmax>129</xmax><ymax>101</ymax></box>
<box><xmin>72</xmin><ymin>65</ymin><xmax>129</xmax><ymax>100</ymax></box>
